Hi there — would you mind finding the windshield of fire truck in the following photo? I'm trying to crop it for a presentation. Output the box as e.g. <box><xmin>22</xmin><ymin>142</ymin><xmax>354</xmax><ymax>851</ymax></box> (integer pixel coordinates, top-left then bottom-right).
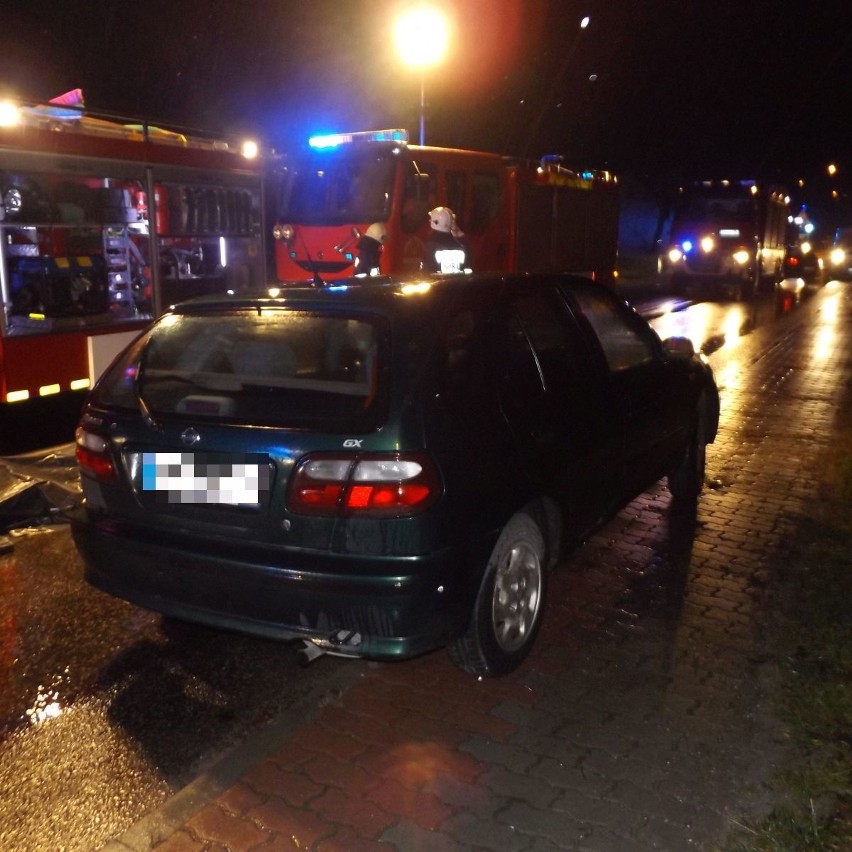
<box><xmin>673</xmin><ymin>187</ymin><xmax>755</xmax><ymax>223</ymax></box>
<box><xmin>277</xmin><ymin>148</ymin><xmax>397</xmax><ymax>226</ymax></box>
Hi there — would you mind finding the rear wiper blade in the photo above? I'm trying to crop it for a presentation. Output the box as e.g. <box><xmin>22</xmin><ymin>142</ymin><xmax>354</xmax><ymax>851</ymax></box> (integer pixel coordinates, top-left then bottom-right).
<box><xmin>134</xmin><ymin>338</ymin><xmax>161</xmax><ymax>431</ymax></box>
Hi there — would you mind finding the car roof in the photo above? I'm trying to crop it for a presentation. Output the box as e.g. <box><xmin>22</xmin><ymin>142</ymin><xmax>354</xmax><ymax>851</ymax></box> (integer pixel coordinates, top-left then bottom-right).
<box><xmin>167</xmin><ymin>272</ymin><xmax>601</xmax><ymax>316</ymax></box>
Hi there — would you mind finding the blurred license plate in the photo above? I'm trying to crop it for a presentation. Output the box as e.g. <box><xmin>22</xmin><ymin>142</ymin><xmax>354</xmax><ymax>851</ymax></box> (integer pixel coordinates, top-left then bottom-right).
<box><xmin>141</xmin><ymin>452</ymin><xmax>270</xmax><ymax>506</ymax></box>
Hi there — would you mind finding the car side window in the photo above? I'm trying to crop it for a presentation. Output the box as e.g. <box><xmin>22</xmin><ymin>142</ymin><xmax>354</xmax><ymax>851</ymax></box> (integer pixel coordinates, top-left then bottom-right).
<box><xmin>498</xmin><ymin>310</ymin><xmax>546</xmax><ymax>407</ymax></box>
<box><xmin>435</xmin><ymin>308</ymin><xmax>478</xmax><ymax>394</ymax></box>
<box><xmin>566</xmin><ymin>286</ymin><xmax>658</xmax><ymax>372</ymax></box>
<box><xmin>511</xmin><ymin>289</ymin><xmax>587</xmax><ymax>391</ymax></box>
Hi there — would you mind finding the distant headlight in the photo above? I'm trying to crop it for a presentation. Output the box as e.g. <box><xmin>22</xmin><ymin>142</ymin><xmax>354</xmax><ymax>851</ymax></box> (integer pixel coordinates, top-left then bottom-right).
<box><xmin>733</xmin><ymin>250</ymin><xmax>751</xmax><ymax>266</ymax></box>
<box><xmin>700</xmin><ymin>236</ymin><xmax>715</xmax><ymax>253</ymax></box>
<box><xmin>240</xmin><ymin>139</ymin><xmax>259</xmax><ymax>159</ymax></box>
<box><xmin>830</xmin><ymin>247</ymin><xmax>846</xmax><ymax>266</ymax></box>
<box><xmin>273</xmin><ymin>223</ymin><xmax>295</xmax><ymax>242</ymax></box>
<box><xmin>668</xmin><ymin>247</ymin><xmax>683</xmax><ymax>263</ymax></box>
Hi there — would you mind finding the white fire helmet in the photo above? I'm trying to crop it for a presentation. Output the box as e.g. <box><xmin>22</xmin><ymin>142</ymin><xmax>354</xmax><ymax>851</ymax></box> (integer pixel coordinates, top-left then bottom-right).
<box><xmin>428</xmin><ymin>206</ymin><xmax>455</xmax><ymax>233</ymax></box>
<box><xmin>365</xmin><ymin>222</ymin><xmax>388</xmax><ymax>243</ymax></box>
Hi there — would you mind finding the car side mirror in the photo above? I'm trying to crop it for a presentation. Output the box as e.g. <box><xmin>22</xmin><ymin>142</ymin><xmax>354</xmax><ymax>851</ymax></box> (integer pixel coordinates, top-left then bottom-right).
<box><xmin>662</xmin><ymin>336</ymin><xmax>696</xmax><ymax>359</ymax></box>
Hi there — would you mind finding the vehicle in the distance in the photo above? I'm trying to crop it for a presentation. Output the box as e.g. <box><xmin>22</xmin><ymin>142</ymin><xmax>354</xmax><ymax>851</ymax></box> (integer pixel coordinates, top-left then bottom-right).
<box><xmin>70</xmin><ymin>273</ymin><xmax>719</xmax><ymax>676</ymax></box>
<box><xmin>827</xmin><ymin>227</ymin><xmax>852</xmax><ymax>281</ymax></box>
<box><xmin>782</xmin><ymin>238</ymin><xmax>824</xmax><ymax>288</ymax></box>
<box><xmin>661</xmin><ymin>180</ymin><xmax>789</xmax><ymax>300</ymax></box>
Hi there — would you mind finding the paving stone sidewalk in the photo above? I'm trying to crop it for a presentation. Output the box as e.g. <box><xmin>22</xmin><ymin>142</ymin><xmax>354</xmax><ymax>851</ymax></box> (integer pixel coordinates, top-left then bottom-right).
<box><xmin>108</xmin><ymin>283</ymin><xmax>852</xmax><ymax>851</ymax></box>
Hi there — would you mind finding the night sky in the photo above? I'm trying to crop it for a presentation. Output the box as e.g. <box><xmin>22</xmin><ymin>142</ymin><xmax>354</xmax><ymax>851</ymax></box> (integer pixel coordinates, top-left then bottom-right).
<box><xmin>1</xmin><ymin>0</ymin><xmax>849</xmax><ymax>214</ymax></box>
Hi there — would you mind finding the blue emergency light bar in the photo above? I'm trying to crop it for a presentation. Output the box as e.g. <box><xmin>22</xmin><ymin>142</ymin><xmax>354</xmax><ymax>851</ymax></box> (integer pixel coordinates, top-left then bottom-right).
<box><xmin>308</xmin><ymin>129</ymin><xmax>409</xmax><ymax>150</ymax></box>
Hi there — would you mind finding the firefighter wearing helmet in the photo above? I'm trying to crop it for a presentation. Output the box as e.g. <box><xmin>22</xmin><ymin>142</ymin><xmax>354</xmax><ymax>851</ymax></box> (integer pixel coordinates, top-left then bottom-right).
<box><xmin>354</xmin><ymin>221</ymin><xmax>388</xmax><ymax>276</ymax></box>
<box><xmin>421</xmin><ymin>206</ymin><xmax>472</xmax><ymax>274</ymax></box>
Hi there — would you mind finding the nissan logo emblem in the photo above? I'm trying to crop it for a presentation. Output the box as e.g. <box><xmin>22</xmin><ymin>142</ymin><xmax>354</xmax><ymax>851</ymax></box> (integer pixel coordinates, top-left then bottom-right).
<box><xmin>181</xmin><ymin>427</ymin><xmax>201</xmax><ymax>447</ymax></box>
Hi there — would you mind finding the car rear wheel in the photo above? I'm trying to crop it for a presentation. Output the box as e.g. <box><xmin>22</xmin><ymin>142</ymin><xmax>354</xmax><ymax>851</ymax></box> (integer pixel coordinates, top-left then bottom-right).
<box><xmin>668</xmin><ymin>410</ymin><xmax>707</xmax><ymax>501</ymax></box>
<box><xmin>449</xmin><ymin>511</ymin><xmax>546</xmax><ymax>676</ymax></box>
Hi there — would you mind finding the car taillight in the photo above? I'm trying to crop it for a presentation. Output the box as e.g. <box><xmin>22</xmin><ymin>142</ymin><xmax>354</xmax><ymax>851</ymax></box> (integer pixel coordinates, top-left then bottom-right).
<box><xmin>75</xmin><ymin>427</ymin><xmax>117</xmax><ymax>482</ymax></box>
<box><xmin>289</xmin><ymin>453</ymin><xmax>441</xmax><ymax>517</ymax></box>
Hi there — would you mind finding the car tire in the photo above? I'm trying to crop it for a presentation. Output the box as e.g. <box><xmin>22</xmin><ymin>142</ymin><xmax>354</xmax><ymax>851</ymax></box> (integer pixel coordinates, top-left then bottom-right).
<box><xmin>668</xmin><ymin>408</ymin><xmax>707</xmax><ymax>502</ymax></box>
<box><xmin>448</xmin><ymin>511</ymin><xmax>546</xmax><ymax>677</ymax></box>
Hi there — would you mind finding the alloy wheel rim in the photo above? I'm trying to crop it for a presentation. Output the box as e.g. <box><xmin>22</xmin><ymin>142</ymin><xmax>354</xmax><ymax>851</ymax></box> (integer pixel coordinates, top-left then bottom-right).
<box><xmin>492</xmin><ymin>541</ymin><xmax>542</xmax><ymax>652</ymax></box>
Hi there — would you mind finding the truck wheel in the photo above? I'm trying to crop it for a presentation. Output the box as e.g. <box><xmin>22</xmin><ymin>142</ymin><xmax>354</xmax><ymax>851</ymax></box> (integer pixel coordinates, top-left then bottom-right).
<box><xmin>449</xmin><ymin>511</ymin><xmax>546</xmax><ymax>676</ymax></box>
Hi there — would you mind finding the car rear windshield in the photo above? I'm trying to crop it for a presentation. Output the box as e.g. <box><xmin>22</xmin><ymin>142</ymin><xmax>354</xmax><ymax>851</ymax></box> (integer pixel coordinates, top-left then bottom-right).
<box><xmin>94</xmin><ymin>308</ymin><xmax>385</xmax><ymax>430</ymax></box>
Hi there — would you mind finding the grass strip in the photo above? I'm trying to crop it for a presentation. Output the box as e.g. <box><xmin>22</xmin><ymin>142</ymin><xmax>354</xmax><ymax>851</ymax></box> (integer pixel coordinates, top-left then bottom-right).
<box><xmin>725</xmin><ymin>428</ymin><xmax>852</xmax><ymax>850</ymax></box>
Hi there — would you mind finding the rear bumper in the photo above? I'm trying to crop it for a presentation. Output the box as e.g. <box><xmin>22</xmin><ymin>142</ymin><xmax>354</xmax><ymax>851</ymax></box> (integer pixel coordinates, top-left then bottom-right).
<box><xmin>71</xmin><ymin>510</ymin><xmax>490</xmax><ymax>660</ymax></box>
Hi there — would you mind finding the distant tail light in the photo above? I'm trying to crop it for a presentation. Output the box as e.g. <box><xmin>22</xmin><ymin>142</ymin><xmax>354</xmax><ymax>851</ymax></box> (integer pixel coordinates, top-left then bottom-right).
<box><xmin>289</xmin><ymin>452</ymin><xmax>441</xmax><ymax>517</ymax></box>
<box><xmin>75</xmin><ymin>427</ymin><xmax>117</xmax><ymax>482</ymax></box>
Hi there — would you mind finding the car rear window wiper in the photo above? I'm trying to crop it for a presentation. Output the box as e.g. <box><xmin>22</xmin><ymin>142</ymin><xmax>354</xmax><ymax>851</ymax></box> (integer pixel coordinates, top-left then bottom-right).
<box><xmin>134</xmin><ymin>337</ymin><xmax>161</xmax><ymax>431</ymax></box>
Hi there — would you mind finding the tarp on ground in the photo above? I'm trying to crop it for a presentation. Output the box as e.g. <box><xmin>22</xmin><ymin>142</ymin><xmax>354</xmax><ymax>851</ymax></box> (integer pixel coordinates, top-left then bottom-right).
<box><xmin>0</xmin><ymin>443</ymin><xmax>81</xmax><ymax>533</ymax></box>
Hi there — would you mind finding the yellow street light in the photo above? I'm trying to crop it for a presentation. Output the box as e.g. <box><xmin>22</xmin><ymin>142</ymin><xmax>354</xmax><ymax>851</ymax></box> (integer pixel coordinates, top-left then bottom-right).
<box><xmin>395</xmin><ymin>5</ymin><xmax>450</xmax><ymax>145</ymax></box>
<box><xmin>0</xmin><ymin>99</ymin><xmax>22</xmax><ymax>128</ymax></box>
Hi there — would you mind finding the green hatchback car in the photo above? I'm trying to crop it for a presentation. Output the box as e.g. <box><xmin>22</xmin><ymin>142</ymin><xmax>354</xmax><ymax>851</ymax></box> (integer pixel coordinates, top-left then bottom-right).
<box><xmin>71</xmin><ymin>273</ymin><xmax>719</xmax><ymax>676</ymax></box>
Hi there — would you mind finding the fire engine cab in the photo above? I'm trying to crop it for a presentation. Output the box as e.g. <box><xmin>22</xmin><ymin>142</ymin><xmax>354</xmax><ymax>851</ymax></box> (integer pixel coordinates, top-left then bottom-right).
<box><xmin>271</xmin><ymin>129</ymin><xmax>619</xmax><ymax>284</ymax></box>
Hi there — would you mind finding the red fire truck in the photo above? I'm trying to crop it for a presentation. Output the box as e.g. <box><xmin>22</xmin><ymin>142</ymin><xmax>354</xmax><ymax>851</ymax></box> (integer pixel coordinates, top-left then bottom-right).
<box><xmin>270</xmin><ymin>129</ymin><xmax>619</xmax><ymax>283</ymax></box>
<box><xmin>0</xmin><ymin>92</ymin><xmax>267</xmax><ymax>453</ymax></box>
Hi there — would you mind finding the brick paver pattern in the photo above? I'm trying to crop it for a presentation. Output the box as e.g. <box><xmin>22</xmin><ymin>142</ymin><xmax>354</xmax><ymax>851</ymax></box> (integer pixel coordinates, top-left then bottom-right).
<box><xmin>139</xmin><ymin>285</ymin><xmax>852</xmax><ymax>851</ymax></box>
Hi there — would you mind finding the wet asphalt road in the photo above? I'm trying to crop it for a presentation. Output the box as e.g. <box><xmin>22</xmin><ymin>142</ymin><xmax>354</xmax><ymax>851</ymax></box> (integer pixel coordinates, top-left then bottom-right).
<box><xmin>0</xmin><ymin>280</ymin><xmax>828</xmax><ymax>851</ymax></box>
<box><xmin>0</xmin><ymin>525</ymin><xmax>362</xmax><ymax>851</ymax></box>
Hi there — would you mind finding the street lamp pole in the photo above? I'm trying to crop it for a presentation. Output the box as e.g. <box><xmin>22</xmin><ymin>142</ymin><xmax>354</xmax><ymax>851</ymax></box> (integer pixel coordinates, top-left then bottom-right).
<box><xmin>395</xmin><ymin>6</ymin><xmax>449</xmax><ymax>147</ymax></box>
<box><xmin>419</xmin><ymin>73</ymin><xmax>426</xmax><ymax>146</ymax></box>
